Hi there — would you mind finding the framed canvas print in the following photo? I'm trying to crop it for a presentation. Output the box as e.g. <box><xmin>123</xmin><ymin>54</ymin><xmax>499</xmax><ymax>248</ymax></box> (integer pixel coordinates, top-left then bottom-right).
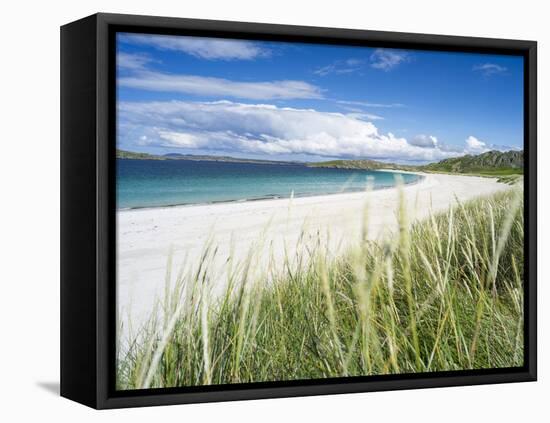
<box><xmin>60</xmin><ymin>13</ymin><xmax>537</xmax><ymax>409</ymax></box>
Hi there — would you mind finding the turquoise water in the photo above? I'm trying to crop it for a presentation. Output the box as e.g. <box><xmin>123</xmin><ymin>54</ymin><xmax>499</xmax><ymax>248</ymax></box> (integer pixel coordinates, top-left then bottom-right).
<box><xmin>116</xmin><ymin>159</ymin><xmax>421</xmax><ymax>209</ymax></box>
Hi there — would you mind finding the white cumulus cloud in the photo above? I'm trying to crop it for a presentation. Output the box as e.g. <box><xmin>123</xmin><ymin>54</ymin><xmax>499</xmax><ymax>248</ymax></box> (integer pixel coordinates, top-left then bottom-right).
<box><xmin>465</xmin><ymin>135</ymin><xmax>488</xmax><ymax>153</ymax></box>
<box><xmin>410</xmin><ymin>134</ymin><xmax>438</xmax><ymax>148</ymax></box>
<box><xmin>118</xmin><ymin>100</ymin><xmax>470</xmax><ymax>162</ymax></box>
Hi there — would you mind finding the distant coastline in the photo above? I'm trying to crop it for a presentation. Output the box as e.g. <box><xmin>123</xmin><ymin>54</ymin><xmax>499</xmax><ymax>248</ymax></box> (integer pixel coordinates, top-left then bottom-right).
<box><xmin>116</xmin><ymin>148</ymin><xmax>523</xmax><ymax>210</ymax></box>
<box><xmin>117</xmin><ymin>148</ymin><xmax>524</xmax><ymax>175</ymax></box>
<box><xmin>116</xmin><ymin>149</ymin><xmax>300</xmax><ymax>166</ymax></box>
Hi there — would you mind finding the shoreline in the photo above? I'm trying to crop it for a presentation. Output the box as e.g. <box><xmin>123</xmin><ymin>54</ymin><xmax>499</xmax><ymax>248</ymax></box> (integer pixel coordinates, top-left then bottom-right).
<box><xmin>118</xmin><ymin>172</ymin><xmax>426</xmax><ymax>212</ymax></box>
<box><xmin>116</xmin><ymin>172</ymin><xmax>512</xmax><ymax>339</ymax></box>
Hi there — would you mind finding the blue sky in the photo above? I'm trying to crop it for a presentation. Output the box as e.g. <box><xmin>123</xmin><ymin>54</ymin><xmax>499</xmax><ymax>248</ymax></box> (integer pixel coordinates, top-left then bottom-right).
<box><xmin>116</xmin><ymin>32</ymin><xmax>524</xmax><ymax>164</ymax></box>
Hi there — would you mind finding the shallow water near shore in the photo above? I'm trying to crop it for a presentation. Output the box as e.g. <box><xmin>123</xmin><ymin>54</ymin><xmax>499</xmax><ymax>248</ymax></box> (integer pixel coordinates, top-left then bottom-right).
<box><xmin>117</xmin><ymin>159</ymin><xmax>422</xmax><ymax>209</ymax></box>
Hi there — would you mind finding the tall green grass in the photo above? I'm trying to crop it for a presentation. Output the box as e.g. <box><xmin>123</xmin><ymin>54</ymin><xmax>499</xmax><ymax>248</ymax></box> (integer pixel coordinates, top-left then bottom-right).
<box><xmin>116</xmin><ymin>187</ymin><xmax>524</xmax><ymax>390</ymax></box>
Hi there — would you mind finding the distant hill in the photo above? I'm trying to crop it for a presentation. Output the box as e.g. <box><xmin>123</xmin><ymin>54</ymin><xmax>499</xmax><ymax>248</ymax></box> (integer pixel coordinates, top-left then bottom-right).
<box><xmin>308</xmin><ymin>159</ymin><xmax>415</xmax><ymax>171</ymax></box>
<box><xmin>116</xmin><ymin>149</ymin><xmax>162</xmax><ymax>160</ymax></box>
<box><xmin>116</xmin><ymin>149</ymin><xmax>298</xmax><ymax>165</ymax></box>
<box><xmin>117</xmin><ymin>148</ymin><xmax>524</xmax><ymax>177</ymax></box>
<box><xmin>310</xmin><ymin>150</ymin><xmax>524</xmax><ymax>176</ymax></box>
<box><xmin>419</xmin><ymin>150</ymin><xmax>523</xmax><ymax>174</ymax></box>
<box><xmin>161</xmin><ymin>153</ymin><xmax>298</xmax><ymax>165</ymax></box>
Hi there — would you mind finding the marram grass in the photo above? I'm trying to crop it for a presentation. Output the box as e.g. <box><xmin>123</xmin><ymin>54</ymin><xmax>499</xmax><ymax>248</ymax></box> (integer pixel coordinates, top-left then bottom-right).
<box><xmin>116</xmin><ymin>187</ymin><xmax>524</xmax><ymax>390</ymax></box>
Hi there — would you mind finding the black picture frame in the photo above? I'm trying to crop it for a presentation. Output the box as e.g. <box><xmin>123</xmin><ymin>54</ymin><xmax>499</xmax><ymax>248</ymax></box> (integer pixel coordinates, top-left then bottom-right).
<box><xmin>60</xmin><ymin>12</ymin><xmax>537</xmax><ymax>409</ymax></box>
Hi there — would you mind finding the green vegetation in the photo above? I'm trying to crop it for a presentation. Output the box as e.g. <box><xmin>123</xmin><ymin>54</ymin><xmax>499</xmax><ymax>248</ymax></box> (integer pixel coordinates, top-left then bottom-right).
<box><xmin>310</xmin><ymin>150</ymin><xmax>524</xmax><ymax>178</ymax></box>
<box><xmin>117</xmin><ymin>187</ymin><xmax>524</xmax><ymax>390</ymax></box>
<box><xmin>308</xmin><ymin>159</ymin><xmax>415</xmax><ymax>171</ymax></box>
<box><xmin>117</xmin><ymin>148</ymin><xmax>524</xmax><ymax>181</ymax></box>
<box><xmin>496</xmin><ymin>175</ymin><xmax>523</xmax><ymax>185</ymax></box>
<box><xmin>460</xmin><ymin>169</ymin><xmax>523</xmax><ymax>177</ymax></box>
<box><xmin>420</xmin><ymin>150</ymin><xmax>523</xmax><ymax>174</ymax></box>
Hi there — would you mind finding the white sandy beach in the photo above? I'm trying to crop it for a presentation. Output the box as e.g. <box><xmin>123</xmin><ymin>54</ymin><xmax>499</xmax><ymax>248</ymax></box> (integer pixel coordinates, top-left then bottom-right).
<box><xmin>117</xmin><ymin>172</ymin><xmax>511</xmax><ymax>337</ymax></box>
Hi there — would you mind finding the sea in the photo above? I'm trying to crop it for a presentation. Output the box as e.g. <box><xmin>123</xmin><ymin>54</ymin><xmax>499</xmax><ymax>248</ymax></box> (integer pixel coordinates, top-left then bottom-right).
<box><xmin>116</xmin><ymin>159</ymin><xmax>422</xmax><ymax>210</ymax></box>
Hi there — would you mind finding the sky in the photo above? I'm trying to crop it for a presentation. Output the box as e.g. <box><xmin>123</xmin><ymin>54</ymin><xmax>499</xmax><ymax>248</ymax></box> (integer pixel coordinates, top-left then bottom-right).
<box><xmin>116</xmin><ymin>32</ymin><xmax>524</xmax><ymax>164</ymax></box>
